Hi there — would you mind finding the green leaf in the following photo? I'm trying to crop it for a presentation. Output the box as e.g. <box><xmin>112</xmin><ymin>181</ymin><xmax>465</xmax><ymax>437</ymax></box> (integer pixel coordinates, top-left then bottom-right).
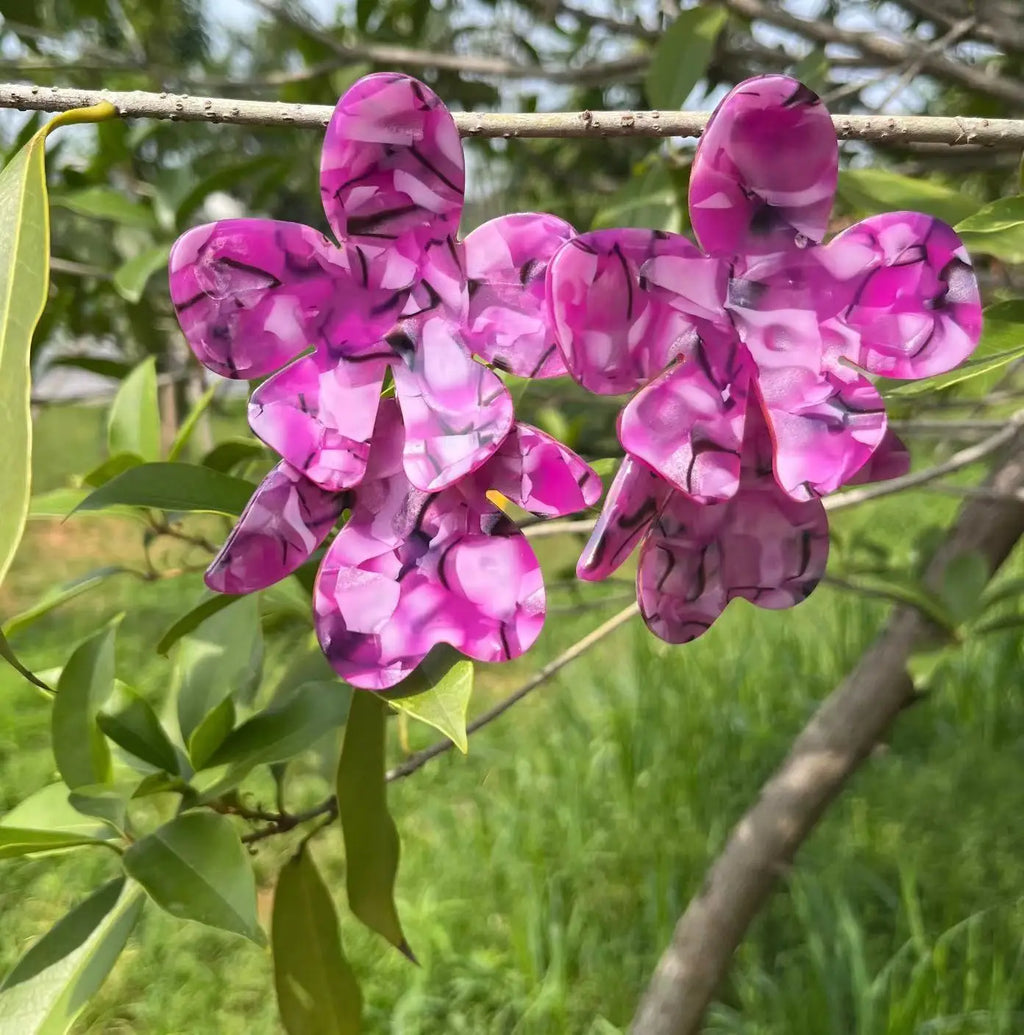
<box><xmin>74</xmin><ymin>462</ymin><xmax>256</xmax><ymax>517</ymax></box>
<box><xmin>645</xmin><ymin>6</ymin><xmax>727</xmax><ymax>109</ymax></box>
<box><xmin>589</xmin><ymin>457</ymin><xmax>621</xmax><ymax>481</ymax></box>
<box><xmin>837</xmin><ymin>169</ymin><xmax>979</xmax><ymax>225</ymax></box>
<box><xmin>66</xmin><ymin>785</ymin><xmax>128</xmax><ymax>834</ymax></box>
<box><xmin>273</xmin><ymin>846</ymin><xmax>362</xmax><ymax>1035</ymax></box>
<box><xmin>51</xmin><ymin>186</ymin><xmax>157</xmax><ymax>229</ymax></box>
<box><xmin>790</xmin><ymin>48</ymin><xmax>830</xmax><ymax>95</ymax></box>
<box><xmin>175</xmin><ymin>593</ymin><xmax>262</xmax><ymax>743</ymax></box>
<box><xmin>52</xmin><ymin>355</ymin><xmax>134</xmax><ymax>381</ymax></box>
<box><xmin>0</xmin><ymin>877</ymin><xmax>143</xmax><ymax>1035</ymax></box>
<box><xmin>336</xmin><ymin>692</ymin><xmax>411</xmax><ymax>957</ymax></box>
<box><xmin>0</xmin><ymin>626</ymin><xmax>54</xmax><ymax>693</ymax></box>
<box><xmin>0</xmin><ymin>826</ymin><xmax>110</xmax><ymax>860</ymax></box>
<box><xmin>955</xmin><ymin>196</ymin><xmax>1024</xmax><ymax>263</ymax></box>
<box><xmin>98</xmin><ymin>682</ymin><xmax>181</xmax><ymax>774</ymax></box>
<box><xmin>188</xmin><ymin>696</ymin><xmax>236</xmax><ymax>770</ymax></box>
<box><xmin>168</xmin><ymin>385</ymin><xmax>216</xmax><ymax>462</ymax></box>
<box><xmin>201</xmin><ymin>439</ymin><xmax>267</xmax><ymax>473</ymax></box>
<box><xmin>27</xmin><ymin>487</ymin><xmax>140</xmax><ymax>522</ymax></box>
<box><xmin>3</xmin><ymin>566</ymin><xmax>124</xmax><ymax>639</ymax></box>
<box><xmin>193</xmin><ymin>681</ymin><xmax>351</xmax><ymax>798</ymax></box>
<box><xmin>122</xmin><ymin>811</ymin><xmax>263</xmax><ymax>943</ymax></box>
<box><xmin>156</xmin><ymin>593</ymin><xmax>242</xmax><ymax>656</ymax></box>
<box><xmin>939</xmin><ymin>551</ymin><xmax>989</xmax><ymax>626</ymax></box>
<box><xmin>83</xmin><ymin>453</ymin><xmax>143</xmax><ymax>488</ymax></box>
<box><xmin>979</xmin><ymin>575</ymin><xmax>1024</xmax><ymax>611</ymax></box>
<box><xmin>0</xmin><ymin>112</ymin><xmax>52</xmax><ymax>588</ymax></box>
<box><xmin>107</xmin><ymin>357</ymin><xmax>161</xmax><ymax>462</ymax></box>
<box><xmin>834</xmin><ymin>572</ymin><xmax>957</xmax><ymax>632</ymax></box>
<box><xmin>112</xmin><ymin>242</ymin><xmax>172</xmax><ymax>303</ymax></box>
<box><xmin>52</xmin><ymin>624</ymin><xmax>117</xmax><ymax>790</ymax></box>
<box><xmin>387</xmin><ymin>656</ymin><xmax>472</xmax><ymax>754</ymax></box>
<box><xmin>1</xmin><ymin>784</ymin><xmax>112</xmax><ymax>840</ymax></box>
<box><xmin>906</xmin><ymin>647</ymin><xmax>957</xmax><ymax>692</ymax></box>
<box><xmin>592</xmin><ymin>163</ymin><xmax>680</xmax><ymax>233</ymax></box>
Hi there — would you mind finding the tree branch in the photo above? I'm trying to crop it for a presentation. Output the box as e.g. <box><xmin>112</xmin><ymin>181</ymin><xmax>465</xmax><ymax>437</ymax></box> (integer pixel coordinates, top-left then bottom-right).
<box><xmin>720</xmin><ymin>0</ymin><xmax>1024</xmax><ymax>108</ymax></box>
<box><xmin>386</xmin><ymin>602</ymin><xmax>639</xmax><ymax>782</ymax></box>
<box><xmin>2</xmin><ymin>82</ymin><xmax>1024</xmax><ymax>145</ymax></box>
<box><xmin>630</xmin><ymin>436</ymin><xmax>1024</xmax><ymax>1034</ymax></box>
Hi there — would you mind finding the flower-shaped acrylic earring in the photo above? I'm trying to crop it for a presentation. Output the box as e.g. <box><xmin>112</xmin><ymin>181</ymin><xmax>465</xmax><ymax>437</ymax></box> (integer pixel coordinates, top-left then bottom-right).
<box><xmin>170</xmin><ymin>72</ymin><xmax>575</xmax><ymax>496</ymax></box>
<box><xmin>548</xmin><ymin>73</ymin><xmax>983</xmax><ymax>641</ymax></box>
<box><xmin>205</xmin><ymin>401</ymin><xmax>601</xmax><ymax>689</ymax></box>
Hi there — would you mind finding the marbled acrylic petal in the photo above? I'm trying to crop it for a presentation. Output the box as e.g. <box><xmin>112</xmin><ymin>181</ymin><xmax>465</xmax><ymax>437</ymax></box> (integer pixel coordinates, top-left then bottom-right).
<box><xmin>205</xmin><ymin>461</ymin><xmax>349</xmax><ymax>594</ymax></box>
<box><xmin>462</xmin><ymin>213</ymin><xmax>576</xmax><ymax>378</ymax></box>
<box><xmin>475</xmin><ymin>423</ymin><xmax>602</xmax><ymax>517</ymax></box>
<box><xmin>391</xmin><ymin>316</ymin><xmax>513</xmax><ymax>492</ymax></box>
<box><xmin>756</xmin><ymin>360</ymin><xmax>887</xmax><ymax>500</ymax></box>
<box><xmin>847</xmin><ymin>428</ymin><xmax>910</xmax><ymax>485</ymax></box>
<box><xmin>170</xmin><ymin>220</ymin><xmax>345</xmax><ymax>378</ymax></box>
<box><xmin>312</xmin><ymin>404</ymin><xmax>544</xmax><ymax>689</ymax></box>
<box><xmin>689</xmin><ymin>75</ymin><xmax>838</xmax><ymax>259</ymax></box>
<box><xmin>248</xmin><ymin>352</ymin><xmax>388</xmax><ymax>491</ymax></box>
<box><xmin>619</xmin><ymin>337</ymin><xmax>752</xmax><ymax>502</ymax></box>
<box><xmin>825</xmin><ymin>212</ymin><xmax>983</xmax><ymax>379</ymax></box>
<box><xmin>577</xmin><ymin>456</ymin><xmax>671</xmax><ymax>581</ymax></box>
<box><xmin>637</xmin><ymin>409</ymin><xmax>829</xmax><ymax>643</ymax></box>
<box><xmin>320</xmin><ymin>72</ymin><xmax>465</xmax><ymax>251</ymax></box>
<box><xmin>548</xmin><ymin>228</ymin><xmax>725</xmax><ymax>394</ymax></box>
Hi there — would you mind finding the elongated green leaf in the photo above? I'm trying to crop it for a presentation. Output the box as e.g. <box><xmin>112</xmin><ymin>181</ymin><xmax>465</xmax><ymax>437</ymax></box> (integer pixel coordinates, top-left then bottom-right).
<box><xmin>834</xmin><ymin>573</ymin><xmax>957</xmax><ymax>631</ymax></box>
<box><xmin>83</xmin><ymin>453</ymin><xmax>143</xmax><ymax>488</ymax></box>
<box><xmin>175</xmin><ymin>594</ymin><xmax>262</xmax><ymax>742</ymax></box>
<box><xmin>113</xmin><ymin>242</ymin><xmax>172</xmax><ymax>303</ymax></box>
<box><xmin>337</xmin><ymin>692</ymin><xmax>410</xmax><ymax>957</ymax></box>
<box><xmin>52</xmin><ymin>355</ymin><xmax>134</xmax><ymax>381</ymax></box>
<box><xmin>837</xmin><ymin>169</ymin><xmax>979</xmax><ymax>225</ymax></box>
<box><xmin>940</xmin><ymin>551</ymin><xmax>989</xmax><ymax>626</ymax></box>
<box><xmin>107</xmin><ymin>357</ymin><xmax>160</xmax><ymax>462</ymax></box>
<box><xmin>3</xmin><ymin>566</ymin><xmax>124</xmax><ymax>638</ymax></box>
<box><xmin>388</xmin><ymin>657</ymin><xmax>472</xmax><ymax>753</ymax></box>
<box><xmin>273</xmin><ymin>847</ymin><xmax>362</xmax><ymax>1035</ymax></box>
<box><xmin>122</xmin><ymin>811</ymin><xmax>263</xmax><ymax>943</ymax></box>
<box><xmin>74</xmin><ymin>462</ymin><xmax>256</xmax><ymax>516</ymax></box>
<box><xmin>27</xmin><ymin>487</ymin><xmax>141</xmax><ymax>522</ymax></box>
<box><xmin>66</xmin><ymin>785</ymin><xmax>129</xmax><ymax>834</ymax></box>
<box><xmin>955</xmin><ymin>196</ymin><xmax>1024</xmax><ymax>263</ymax></box>
<box><xmin>0</xmin><ymin>627</ymin><xmax>54</xmax><ymax>693</ymax></box>
<box><xmin>0</xmin><ymin>877</ymin><xmax>143</xmax><ymax>1035</ymax></box>
<box><xmin>52</xmin><ymin>623</ymin><xmax>117</xmax><ymax>789</ymax></box>
<box><xmin>156</xmin><ymin>593</ymin><xmax>241</xmax><ymax>656</ymax></box>
<box><xmin>790</xmin><ymin>48</ymin><xmax>830</xmax><ymax>95</ymax></box>
<box><xmin>168</xmin><ymin>385</ymin><xmax>216</xmax><ymax>462</ymax></box>
<box><xmin>193</xmin><ymin>681</ymin><xmax>351</xmax><ymax>798</ymax></box>
<box><xmin>51</xmin><ymin>186</ymin><xmax>157</xmax><ymax>229</ymax></box>
<box><xmin>646</xmin><ymin>6</ymin><xmax>727</xmax><ymax>109</ymax></box>
<box><xmin>98</xmin><ymin>682</ymin><xmax>180</xmax><ymax>774</ymax></box>
<box><xmin>592</xmin><ymin>164</ymin><xmax>680</xmax><ymax>233</ymax></box>
<box><xmin>0</xmin><ymin>104</ymin><xmax>115</xmax><ymax>588</ymax></box>
<box><xmin>1</xmin><ymin>784</ymin><xmax>111</xmax><ymax>840</ymax></box>
<box><xmin>201</xmin><ymin>439</ymin><xmax>267</xmax><ymax>473</ymax></box>
<box><xmin>188</xmin><ymin>696</ymin><xmax>235</xmax><ymax>770</ymax></box>
<box><xmin>0</xmin><ymin>827</ymin><xmax>110</xmax><ymax>860</ymax></box>
<box><xmin>979</xmin><ymin>575</ymin><xmax>1024</xmax><ymax>611</ymax></box>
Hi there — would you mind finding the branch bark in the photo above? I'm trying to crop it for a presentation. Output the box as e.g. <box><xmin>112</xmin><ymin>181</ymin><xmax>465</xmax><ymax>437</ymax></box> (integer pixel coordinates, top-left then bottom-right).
<box><xmin>3</xmin><ymin>82</ymin><xmax>1024</xmax><ymax>145</ymax></box>
<box><xmin>630</xmin><ymin>437</ymin><xmax>1024</xmax><ymax>1035</ymax></box>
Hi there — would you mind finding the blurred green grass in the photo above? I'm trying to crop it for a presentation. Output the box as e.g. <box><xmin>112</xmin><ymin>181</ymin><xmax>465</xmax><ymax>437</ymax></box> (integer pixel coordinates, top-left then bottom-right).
<box><xmin>0</xmin><ymin>405</ymin><xmax>1022</xmax><ymax>1034</ymax></box>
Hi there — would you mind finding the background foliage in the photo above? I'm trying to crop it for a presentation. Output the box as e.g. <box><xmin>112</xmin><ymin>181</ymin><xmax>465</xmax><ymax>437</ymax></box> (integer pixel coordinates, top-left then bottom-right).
<box><xmin>1</xmin><ymin>0</ymin><xmax>1024</xmax><ymax>1032</ymax></box>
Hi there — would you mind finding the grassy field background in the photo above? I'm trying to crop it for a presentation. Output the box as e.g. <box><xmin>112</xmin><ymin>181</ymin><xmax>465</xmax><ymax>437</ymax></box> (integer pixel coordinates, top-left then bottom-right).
<box><xmin>1</xmin><ymin>404</ymin><xmax>1022</xmax><ymax>1034</ymax></box>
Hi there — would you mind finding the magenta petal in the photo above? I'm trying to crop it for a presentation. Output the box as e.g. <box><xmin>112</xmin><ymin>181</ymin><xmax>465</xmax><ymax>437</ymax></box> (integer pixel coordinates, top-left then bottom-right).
<box><xmin>169</xmin><ymin>220</ymin><xmax>356</xmax><ymax>379</ymax></box>
<box><xmin>477</xmin><ymin>423</ymin><xmax>602</xmax><ymax>517</ymax></box>
<box><xmin>548</xmin><ymin>229</ymin><xmax>725</xmax><ymax>394</ymax></box>
<box><xmin>391</xmin><ymin>316</ymin><xmax>513</xmax><ymax>492</ymax></box>
<box><xmin>757</xmin><ymin>360</ymin><xmax>887</xmax><ymax>501</ymax></box>
<box><xmin>825</xmin><ymin>212</ymin><xmax>983</xmax><ymax>379</ymax></box>
<box><xmin>619</xmin><ymin>340</ymin><xmax>751</xmax><ymax>502</ymax></box>
<box><xmin>847</xmin><ymin>429</ymin><xmax>910</xmax><ymax>485</ymax></box>
<box><xmin>462</xmin><ymin>213</ymin><xmax>576</xmax><ymax>378</ymax></box>
<box><xmin>205</xmin><ymin>462</ymin><xmax>348</xmax><ymax>594</ymax></box>
<box><xmin>320</xmin><ymin>72</ymin><xmax>465</xmax><ymax>251</ymax></box>
<box><xmin>248</xmin><ymin>353</ymin><xmax>388</xmax><ymax>491</ymax></box>
<box><xmin>577</xmin><ymin>456</ymin><xmax>671</xmax><ymax>581</ymax></box>
<box><xmin>689</xmin><ymin>75</ymin><xmax>838</xmax><ymax>258</ymax></box>
<box><xmin>312</xmin><ymin>443</ymin><xmax>545</xmax><ymax>690</ymax></box>
<box><xmin>637</xmin><ymin>474</ymin><xmax>829</xmax><ymax>643</ymax></box>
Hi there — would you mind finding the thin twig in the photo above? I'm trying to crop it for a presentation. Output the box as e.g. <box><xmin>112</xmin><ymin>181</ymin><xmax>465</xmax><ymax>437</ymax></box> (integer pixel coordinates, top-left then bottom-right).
<box><xmin>386</xmin><ymin>602</ymin><xmax>640</xmax><ymax>782</ymax></box>
<box><xmin>3</xmin><ymin>83</ymin><xmax>1024</xmax><ymax>145</ymax></box>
